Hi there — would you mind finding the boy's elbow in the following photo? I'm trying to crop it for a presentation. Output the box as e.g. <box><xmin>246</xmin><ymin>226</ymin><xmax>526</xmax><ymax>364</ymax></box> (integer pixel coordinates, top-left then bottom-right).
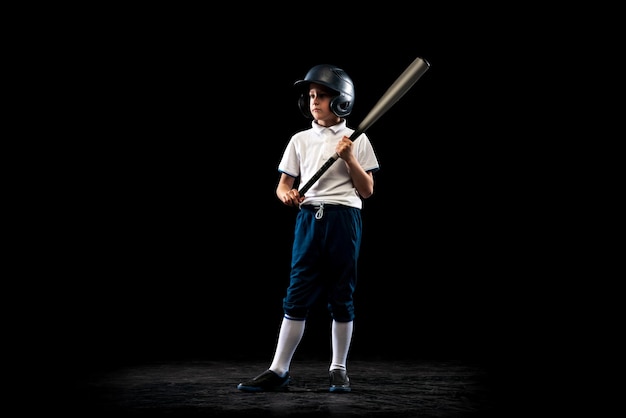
<box><xmin>359</xmin><ymin>176</ymin><xmax>374</xmax><ymax>199</ymax></box>
<box><xmin>359</xmin><ymin>188</ymin><xmax>374</xmax><ymax>199</ymax></box>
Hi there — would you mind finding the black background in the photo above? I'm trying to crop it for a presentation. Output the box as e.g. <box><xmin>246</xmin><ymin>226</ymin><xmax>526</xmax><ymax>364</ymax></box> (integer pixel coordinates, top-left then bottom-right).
<box><xmin>46</xmin><ymin>8</ymin><xmax>530</xmax><ymax>380</ymax></box>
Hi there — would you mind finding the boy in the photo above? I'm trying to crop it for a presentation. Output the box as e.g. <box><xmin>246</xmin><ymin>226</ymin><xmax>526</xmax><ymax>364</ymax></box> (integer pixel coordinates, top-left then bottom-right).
<box><xmin>237</xmin><ymin>64</ymin><xmax>380</xmax><ymax>393</ymax></box>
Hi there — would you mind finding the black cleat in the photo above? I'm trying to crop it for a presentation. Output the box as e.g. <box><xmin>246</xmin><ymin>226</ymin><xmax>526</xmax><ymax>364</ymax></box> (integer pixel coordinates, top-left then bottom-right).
<box><xmin>329</xmin><ymin>369</ymin><xmax>351</xmax><ymax>393</ymax></box>
<box><xmin>237</xmin><ymin>370</ymin><xmax>290</xmax><ymax>392</ymax></box>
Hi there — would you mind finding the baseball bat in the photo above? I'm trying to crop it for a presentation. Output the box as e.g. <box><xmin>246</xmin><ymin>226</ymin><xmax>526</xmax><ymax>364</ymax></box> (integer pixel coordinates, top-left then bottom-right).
<box><xmin>298</xmin><ymin>56</ymin><xmax>430</xmax><ymax>196</ymax></box>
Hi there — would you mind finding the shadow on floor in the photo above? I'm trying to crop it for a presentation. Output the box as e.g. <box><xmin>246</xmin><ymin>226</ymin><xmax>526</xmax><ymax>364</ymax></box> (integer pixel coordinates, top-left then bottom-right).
<box><xmin>64</xmin><ymin>358</ymin><xmax>502</xmax><ymax>417</ymax></box>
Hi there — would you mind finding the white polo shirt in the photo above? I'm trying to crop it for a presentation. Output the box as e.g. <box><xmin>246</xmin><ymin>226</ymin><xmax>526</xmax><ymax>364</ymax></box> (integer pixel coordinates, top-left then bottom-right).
<box><xmin>278</xmin><ymin>119</ymin><xmax>380</xmax><ymax>209</ymax></box>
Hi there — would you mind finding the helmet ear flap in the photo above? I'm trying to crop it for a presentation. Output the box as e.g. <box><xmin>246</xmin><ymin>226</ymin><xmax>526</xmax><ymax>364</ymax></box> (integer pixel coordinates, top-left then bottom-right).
<box><xmin>298</xmin><ymin>93</ymin><xmax>312</xmax><ymax>118</ymax></box>
<box><xmin>331</xmin><ymin>95</ymin><xmax>352</xmax><ymax>118</ymax></box>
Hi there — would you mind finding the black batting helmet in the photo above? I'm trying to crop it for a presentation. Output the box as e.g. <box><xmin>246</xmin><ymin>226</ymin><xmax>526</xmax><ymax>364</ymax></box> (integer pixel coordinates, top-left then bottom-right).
<box><xmin>294</xmin><ymin>64</ymin><xmax>355</xmax><ymax>118</ymax></box>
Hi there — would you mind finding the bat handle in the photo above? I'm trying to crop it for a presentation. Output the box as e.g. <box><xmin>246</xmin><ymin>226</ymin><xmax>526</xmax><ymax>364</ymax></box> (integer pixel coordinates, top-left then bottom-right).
<box><xmin>297</xmin><ymin>153</ymin><xmax>339</xmax><ymax>196</ymax></box>
<box><xmin>349</xmin><ymin>129</ymin><xmax>363</xmax><ymax>141</ymax></box>
<box><xmin>297</xmin><ymin>129</ymin><xmax>365</xmax><ymax>196</ymax></box>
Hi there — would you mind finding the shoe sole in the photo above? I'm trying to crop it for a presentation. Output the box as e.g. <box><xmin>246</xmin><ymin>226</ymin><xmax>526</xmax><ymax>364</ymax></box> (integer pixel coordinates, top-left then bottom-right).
<box><xmin>329</xmin><ymin>387</ymin><xmax>351</xmax><ymax>393</ymax></box>
<box><xmin>237</xmin><ymin>381</ymin><xmax>290</xmax><ymax>392</ymax></box>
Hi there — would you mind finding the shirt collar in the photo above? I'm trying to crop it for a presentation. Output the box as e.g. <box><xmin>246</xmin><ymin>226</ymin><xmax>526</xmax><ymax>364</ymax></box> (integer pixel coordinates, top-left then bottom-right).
<box><xmin>311</xmin><ymin>119</ymin><xmax>347</xmax><ymax>136</ymax></box>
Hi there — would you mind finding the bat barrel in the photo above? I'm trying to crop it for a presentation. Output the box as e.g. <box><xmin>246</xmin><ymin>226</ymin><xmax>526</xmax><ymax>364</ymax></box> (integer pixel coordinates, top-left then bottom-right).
<box><xmin>356</xmin><ymin>57</ymin><xmax>430</xmax><ymax>133</ymax></box>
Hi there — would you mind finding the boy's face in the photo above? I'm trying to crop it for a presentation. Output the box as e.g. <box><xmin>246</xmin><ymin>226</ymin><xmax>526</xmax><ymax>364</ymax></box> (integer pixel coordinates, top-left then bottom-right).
<box><xmin>308</xmin><ymin>83</ymin><xmax>340</xmax><ymax>125</ymax></box>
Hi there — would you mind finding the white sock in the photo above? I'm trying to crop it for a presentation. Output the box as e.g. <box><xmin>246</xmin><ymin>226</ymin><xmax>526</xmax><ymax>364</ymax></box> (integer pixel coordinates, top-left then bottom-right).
<box><xmin>269</xmin><ymin>317</ymin><xmax>305</xmax><ymax>376</ymax></box>
<box><xmin>330</xmin><ymin>320</ymin><xmax>353</xmax><ymax>371</ymax></box>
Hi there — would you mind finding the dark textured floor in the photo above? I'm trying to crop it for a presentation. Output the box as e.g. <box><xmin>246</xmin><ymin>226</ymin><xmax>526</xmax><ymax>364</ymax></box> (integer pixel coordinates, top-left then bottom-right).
<box><xmin>65</xmin><ymin>359</ymin><xmax>501</xmax><ymax>417</ymax></box>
